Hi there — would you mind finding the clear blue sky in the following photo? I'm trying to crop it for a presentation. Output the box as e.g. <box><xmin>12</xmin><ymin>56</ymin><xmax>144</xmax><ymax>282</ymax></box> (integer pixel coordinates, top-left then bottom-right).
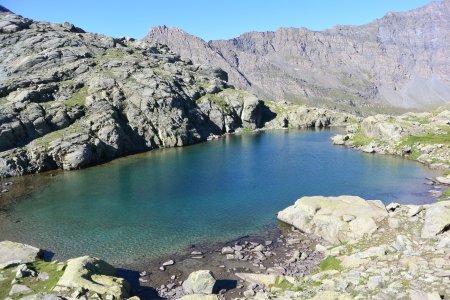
<box><xmin>3</xmin><ymin>0</ymin><xmax>431</xmax><ymax>41</ymax></box>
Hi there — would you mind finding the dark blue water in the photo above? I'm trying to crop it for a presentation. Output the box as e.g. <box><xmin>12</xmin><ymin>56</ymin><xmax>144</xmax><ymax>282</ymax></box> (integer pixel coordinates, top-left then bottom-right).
<box><xmin>0</xmin><ymin>130</ymin><xmax>439</xmax><ymax>265</ymax></box>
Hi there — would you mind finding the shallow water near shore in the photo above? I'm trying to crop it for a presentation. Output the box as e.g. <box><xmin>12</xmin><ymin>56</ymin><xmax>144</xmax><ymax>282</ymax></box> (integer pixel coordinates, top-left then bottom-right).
<box><xmin>0</xmin><ymin>129</ymin><xmax>440</xmax><ymax>266</ymax></box>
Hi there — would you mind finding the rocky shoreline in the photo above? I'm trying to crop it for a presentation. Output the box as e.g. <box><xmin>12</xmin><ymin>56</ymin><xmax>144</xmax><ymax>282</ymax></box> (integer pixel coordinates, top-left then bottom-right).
<box><xmin>1</xmin><ymin>195</ymin><xmax>449</xmax><ymax>300</ymax></box>
<box><xmin>331</xmin><ymin>110</ymin><xmax>450</xmax><ymax>202</ymax></box>
<box><xmin>0</xmin><ymin>218</ymin><xmax>325</xmax><ymax>300</ymax></box>
<box><xmin>137</xmin><ymin>225</ymin><xmax>324</xmax><ymax>300</ymax></box>
<box><xmin>331</xmin><ymin>110</ymin><xmax>450</xmax><ymax>169</ymax></box>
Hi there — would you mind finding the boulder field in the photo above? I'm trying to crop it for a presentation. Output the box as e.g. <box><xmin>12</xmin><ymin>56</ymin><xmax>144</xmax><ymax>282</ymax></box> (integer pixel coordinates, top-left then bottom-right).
<box><xmin>237</xmin><ymin>196</ymin><xmax>450</xmax><ymax>299</ymax></box>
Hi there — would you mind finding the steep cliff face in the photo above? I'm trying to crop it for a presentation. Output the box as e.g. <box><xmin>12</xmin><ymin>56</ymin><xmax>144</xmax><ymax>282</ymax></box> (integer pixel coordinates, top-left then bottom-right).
<box><xmin>145</xmin><ymin>0</ymin><xmax>450</xmax><ymax>112</ymax></box>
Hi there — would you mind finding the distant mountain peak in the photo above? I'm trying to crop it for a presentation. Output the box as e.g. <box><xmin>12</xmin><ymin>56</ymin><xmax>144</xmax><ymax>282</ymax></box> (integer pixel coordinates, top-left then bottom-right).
<box><xmin>145</xmin><ymin>1</ymin><xmax>450</xmax><ymax>111</ymax></box>
<box><xmin>148</xmin><ymin>25</ymin><xmax>201</xmax><ymax>40</ymax></box>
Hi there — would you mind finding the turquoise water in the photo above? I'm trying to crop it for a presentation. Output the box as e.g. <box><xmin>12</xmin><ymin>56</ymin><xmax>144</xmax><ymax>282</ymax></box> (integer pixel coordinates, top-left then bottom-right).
<box><xmin>0</xmin><ymin>130</ymin><xmax>439</xmax><ymax>265</ymax></box>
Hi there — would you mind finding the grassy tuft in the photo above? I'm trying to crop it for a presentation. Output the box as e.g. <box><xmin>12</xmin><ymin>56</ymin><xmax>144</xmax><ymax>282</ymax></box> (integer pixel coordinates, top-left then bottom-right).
<box><xmin>0</xmin><ymin>260</ymin><xmax>64</xmax><ymax>299</ymax></box>
<box><xmin>408</xmin><ymin>149</ymin><xmax>422</xmax><ymax>160</ymax></box>
<box><xmin>103</xmin><ymin>48</ymin><xmax>127</xmax><ymax>60</ymax></box>
<box><xmin>270</xmin><ymin>277</ymin><xmax>304</xmax><ymax>292</ymax></box>
<box><xmin>63</xmin><ymin>87</ymin><xmax>88</xmax><ymax>108</ymax></box>
<box><xmin>439</xmin><ymin>189</ymin><xmax>450</xmax><ymax>201</ymax></box>
<box><xmin>351</xmin><ymin>131</ymin><xmax>372</xmax><ymax>147</ymax></box>
<box><xmin>319</xmin><ymin>256</ymin><xmax>343</xmax><ymax>272</ymax></box>
<box><xmin>196</xmin><ymin>93</ymin><xmax>228</xmax><ymax>108</ymax></box>
<box><xmin>403</xmin><ymin>127</ymin><xmax>450</xmax><ymax>146</ymax></box>
<box><xmin>0</xmin><ymin>266</ymin><xmax>16</xmax><ymax>299</ymax></box>
<box><xmin>401</xmin><ymin>279</ymin><xmax>411</xmax><ymax>288</ymax></box>
<box><xmin>34</xmin><ymin>121</ymin><xmax>84</xmax><ymax>150</ymax></box>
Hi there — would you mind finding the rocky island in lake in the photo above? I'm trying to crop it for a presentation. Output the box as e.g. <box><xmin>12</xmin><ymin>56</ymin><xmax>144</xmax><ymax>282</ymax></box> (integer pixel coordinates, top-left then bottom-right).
<box><xmin>1</xmin><ymin>1</ymin><xmax>450</xmax><ymax>299</ymax></box>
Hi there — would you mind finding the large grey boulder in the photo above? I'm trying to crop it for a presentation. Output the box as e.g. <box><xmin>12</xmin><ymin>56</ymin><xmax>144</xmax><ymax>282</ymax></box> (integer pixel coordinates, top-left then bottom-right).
<box><xmin>0</xmin><ymin>241</ymin><xmax>42</xmax><ymax>269</ymax></box>
<box><xmin>421</xmin><ymin>201</ymin><xmax>450</xmax><ymax>238</ymax></box>
<box><xmin>360</xmin><ymin>115</ymin><xmax>406</xmax><ymax>142</ymax></box>
<box><xmin>9</xmin><ymin>284</ymin><xmax>32</xmax><ymax>296</ymax></box>
<box><xmin>277</xmin><ymin>196</ymin><xmax>388</xmax><ymax>244</ymax></box>
<box><xmin>182</xmin><ymin>270</ymin><xmax>216</xmax><ymax>295</ymax></box>
<box><xmin>241</xmin><ymin>94</ymin><xmax>263</xmax><ymax>128</ymax></box>
<box><xmin>55</xmin><ymin>256</ymin><xmax>130</xmax><ymax>298</ymax></box>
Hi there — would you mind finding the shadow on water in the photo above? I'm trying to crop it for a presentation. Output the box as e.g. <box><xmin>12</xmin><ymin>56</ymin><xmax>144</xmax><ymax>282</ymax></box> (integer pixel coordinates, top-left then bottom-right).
<box><xmin>117</xmin><ymin>268</ymin><xmax>163</xmax><ymax>300</ymax></box>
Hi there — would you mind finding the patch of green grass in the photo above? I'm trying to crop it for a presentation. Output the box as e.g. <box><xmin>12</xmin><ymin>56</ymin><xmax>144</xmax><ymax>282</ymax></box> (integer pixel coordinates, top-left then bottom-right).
<box><xmin>90</xmin><ymin>48</ymin><xmax>137</xmax><ymax>65</ymax></box>
<box><xmin>403</xmin><ymin>127</ymin><xmax>450</xmax><ymax>146</ymax></box>
<box><xmin>439</xmin><ymin>189</ymin><xmax>450</xmax><ymax>202</ymax></box>
<box><xmin>63</xmin><ymin>87</ymin><xmax>88</xmax><ymax>108</ymax></box>
<box><xmin>0</xmin><ymin>260</ymin><xmax>64</xmax><ymax>299</ymax></box>
<box><xmin>0</xmin><ymin>266</ymin><xmax>16</xmax><ymax>299</ymax></box>
<box><xmin>345</xmin><ymin>117</ymin><xmax>360</xmax><ymax>124</ymax></box>
<box><xmin>103</xmin><ymin>48</ymin><xmax>127</xmax><ymax>60</ymax></box>
<box><xmin>39</xmin><ymin>86</ymin><xmax>88</xmax><ymax>109</ymax></box>
<box><xmin>408</xmin><ymin>149</ymin><xmax>422</xmax><ymax>160</ymax></box>
<box><xmin>221</xmin><ymin>88</ymin><xmax>247</xmax><ymax>98</ymax></box>
<box><xmin>358</xmin><ymin>277</ymin><xmax>368</xmax><ymax>285</ymax></box>
<box><xmin>319</xmin><ymin>256</ymin><xmax>343</xmax><ymax>272</ymax></box>
<box><xmin>406</xmin><ymin>116</ymin><xmax>431</xmax><ymax>125</ymax></box>
<box><xmin>271</xmin><ymin>277</ymin><xmax>295</xmax><ymax>290</ymax></box>
<box><xmin>351</xmin><ymin>131</ymin><xmax>372</xmax><ymax>147</ymax></box>
<box><xmin>153</xmin><ymin>67</ymin><xmax>172</xmax><ymax>79</ymax></box>
<box><xmin>34</xmin><ymin>121</ymin><xmax>85</xmax><ymax>150</ymax></box>
<box><xmin>196</xmin><ymin>93</ymin><xmax>229</xmax><ymax>108</ymax></box>
<box><xmin>264</xmin><ymin>100</ymin><xmax>301</xmax><ymax>115</ymax></box>
<box><xmin>401</xmin><ymin>279</ymin><xmax>411</xmax><ymax>288</ymax></box>
<box><xmin>307</xmin><ymin>280</ymin><xmax>322</xmax><ymax>287</ymax></box>
<box><xmin>20</xmin><ymin>261</ymin><xmax>65</xmax><ymax>295</ymax></box>
<box><xmin>239</xmin><ymin>127</ymin><xmax>254</xmax><ymax>134</ymax></box>
<box><xmin>270</xmin><ymin>277</ymin><xmax>304</xmax><ymax>292</ymax></box>
<box><xmin>196</xmin><ymin>81</ymin><xmax>210</xmax><ymax>90</ymax></box>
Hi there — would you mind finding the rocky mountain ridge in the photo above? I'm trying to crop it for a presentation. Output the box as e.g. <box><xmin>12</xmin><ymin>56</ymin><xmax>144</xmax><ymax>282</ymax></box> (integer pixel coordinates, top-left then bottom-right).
<box><xmin>0</xmin><ymin>8</ymin><xmax>351</xmax><ymax>178</ymax></box>
<box><xmin>145</xmin><ymin>0</ymin><xmax>450</xmax><ymax>114</ymax></box>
